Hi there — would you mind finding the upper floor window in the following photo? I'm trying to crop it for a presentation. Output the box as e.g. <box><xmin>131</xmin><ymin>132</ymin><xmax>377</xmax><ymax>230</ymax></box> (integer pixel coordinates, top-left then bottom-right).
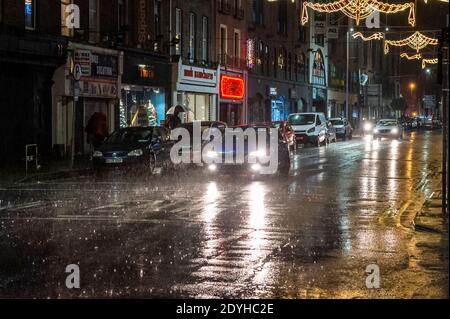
<box><xmin>0</xmin><ymin>0</ymin><xmax>4</xmax><ymax>23</ymax></box>
<box><xmin>277</xmin><ymin>0</ymin><xmax>287</xmax><ymax>35</ymax></box>
<box><xmin>154</xmin><ymin>0</ymin><xmax>161</xmax><ymax>38</ymax></box>
<box><xmin>61</xmin><ymin>0</ymin><xmax>74</xmax><ymax>37</ymax></box>
<box><xmin>25</xmin><ymin>0</ymin><xmax>36</xmax><ymax>30</ymax></box>
<box><xmin>219</xmin><ymin>25</ymin><xmax>227</xmax><ymax>64</ymax></box>
<box><xmin>201</xmin><ymin>17</ymin><xmax>209</xmax><ymax>63</ymax></box>
<box><xmin>175</xmin><ymin>8</ymin><xmax>182</xmax><ymax>55</ymax></box>
<box><xmin>89</xmin><ymin>0</ymin><xmax>99</xmax><ymax>43</ymax></box>
<box><xmin>252</xmin><ymin>0</ymin><xmax>263</xmax><ymax>25</ymax></box>
<box><xmin>234</xmin><ymin>29</ymin><xmax>241</xmax><ymax>67</ymax></box>
<box><xmin>188</xmin><ymin>13</ymin><xmax>196</xmax><ymax>63</ymax></box>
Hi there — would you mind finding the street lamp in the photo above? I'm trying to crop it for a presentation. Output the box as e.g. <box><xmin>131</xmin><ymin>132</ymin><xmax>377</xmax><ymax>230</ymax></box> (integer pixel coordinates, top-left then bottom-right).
<box><xmin>409</xmin><ymin>82</ymin><xmax>416</xmax><ymax>96</ymax></box>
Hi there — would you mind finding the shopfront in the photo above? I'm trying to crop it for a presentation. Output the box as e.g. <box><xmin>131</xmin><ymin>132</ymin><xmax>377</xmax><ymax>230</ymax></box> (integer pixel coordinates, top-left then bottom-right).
<box><xmin>218</xmin><ymin>70</ymin><xmax>246</xmax><ymax>126</ymax></box>
<box><xmin>310</xmin><ymin>50</ymin><xmax>327</xmax><ymax>113</ymax></box>
<box><xmin>120</xmin><ymin>50</ymin><xmax>170</xmax><ymax>128</ymax></box>
<box><xmin>268</xmin><ymin>86</ymin><xmax>292</xmax><ymax>122</ymax></box>
<box><xmin>173</xmin><ymin>63</ymin><xmax>219</xmax><ymax>122</ymax></box>
<box><xmin>52</xmin><ymin>43</ymin><xmax>122</xmax><ymax>157</ymax></box>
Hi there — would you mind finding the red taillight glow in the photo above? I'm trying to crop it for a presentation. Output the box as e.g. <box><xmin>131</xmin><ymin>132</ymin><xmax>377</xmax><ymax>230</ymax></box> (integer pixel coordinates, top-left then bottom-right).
<box><xmin>220</xmin><ymin>75</ymin><xmax>244</xmax><ymax>100</ymax></box>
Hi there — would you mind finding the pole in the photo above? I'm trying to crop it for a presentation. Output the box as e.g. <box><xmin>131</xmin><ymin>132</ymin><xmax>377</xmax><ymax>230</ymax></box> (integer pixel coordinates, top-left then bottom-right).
<box><xmin>346</xmin><ymin>30</ymin><xmax>350</xmax><ymax>120</ymax></box>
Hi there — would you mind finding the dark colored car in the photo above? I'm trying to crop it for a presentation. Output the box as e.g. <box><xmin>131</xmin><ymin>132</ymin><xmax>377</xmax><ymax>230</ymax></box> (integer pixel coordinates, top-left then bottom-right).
<box><xmin>204</xmin><ymin>124</ymin><xmax>291</xmax><ymax>176</ymax></box>
<box><xmin>92</xmin><ymin>126</ymin><xmax>171</xmax><ymax>173</ymax></box>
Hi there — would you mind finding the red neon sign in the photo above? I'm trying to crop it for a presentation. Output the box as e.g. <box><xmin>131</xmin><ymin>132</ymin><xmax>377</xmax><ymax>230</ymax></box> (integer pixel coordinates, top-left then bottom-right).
<box><xmin>220</xmin><ymin>75</ymin><xmax>244</xmax><ymax>100</ymax></box>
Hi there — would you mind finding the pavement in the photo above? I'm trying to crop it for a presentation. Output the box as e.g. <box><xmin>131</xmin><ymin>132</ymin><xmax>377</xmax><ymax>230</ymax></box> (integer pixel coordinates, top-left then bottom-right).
<box><xmin>0</xmin><ymin>131</ymin><xmax>448</xmax><ymax>299</ymax></box>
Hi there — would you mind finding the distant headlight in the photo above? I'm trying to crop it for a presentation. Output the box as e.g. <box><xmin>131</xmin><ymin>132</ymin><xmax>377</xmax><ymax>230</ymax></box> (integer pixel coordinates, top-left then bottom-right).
<box><xmin>307</xmin><ymin>128</ymin><xmax>315</xmax><ymax>134</ymax></box>
<box><xmin>364</xmin><ymin>123</ymin><xmax>373</xmax><ymax>131</ymax></box>
<box><xmin>93</xmin><ymin>151</ymin><xmax>103</xmax><ymax>158</ymax></box>
<box><xmin>206</xmin><ymin>151</ymin><xmax>218</xmax><ymax>159</ymax></box>
<box><xmin>373</xmin><ymin>128</ymin><xmax>379</xmax><ymax>133</ymax></box>
<box><xmin>128</xmin><ymin>149</ymin><xmax>143</xmax><ymax>157</ymax></box>
<box><xmin>250</xmin><ymin>150</ymin><xmax>265</xmax><ymax>158</ymax></box>
<box><xmin>391</xmin><ymin>128</ymin><xmax>399</xmax><ymax>134</ymax></box>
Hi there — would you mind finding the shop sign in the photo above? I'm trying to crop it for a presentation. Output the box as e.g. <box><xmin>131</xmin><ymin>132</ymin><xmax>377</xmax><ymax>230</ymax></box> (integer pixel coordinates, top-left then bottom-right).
<box><xmin>91</xmin><ymin>53</ymin><xmax>118</xmax><ymax>77</ymax></box>
<box><xmin>312</xmin><ymin>50</ymin><xmax>326</xmax><ymax>86</ymax></box>
<box><xmin>246</xmin><ymin>38</ymin><xmax>256</xmax><ymax>69</ymax></box>
<box><xmin>73</xmin><ymin>49</ymin><xmax>91</xmax><ymax>77</ymax></box>
<box><xmin>314</xmin><ymin>21</ymin><xmax>326</xmax><ymax>35</ymax></box>
<box><xmin>268</xmin><ymin>86</ymin><xmax>278</xmax><ymax>97</ymax></box>
<box><xmin>138</xmin><ymin>64</ymin><xmax>155</xmax><ymax>79</ymax></box>
<box><xmin>180</xmin><ymin>64</ymin><xmax>217</xmax><ymax>86</ymax></box>
<box><xmin>220</xmin><ymin>75</ymin><xmax>244</xmax><ymax>100</ymax></box>
<box><xmin>74</xmin><ymin>79</ymin><xmax>118</xmax><ymax>98</ymax></box>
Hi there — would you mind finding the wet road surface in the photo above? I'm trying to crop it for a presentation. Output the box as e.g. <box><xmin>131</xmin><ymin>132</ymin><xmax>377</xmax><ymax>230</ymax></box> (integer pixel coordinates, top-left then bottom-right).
<box><xmin>0</xmin><ymin>131</ymin><xmax>447</xmax><ymax>298</ymax></box>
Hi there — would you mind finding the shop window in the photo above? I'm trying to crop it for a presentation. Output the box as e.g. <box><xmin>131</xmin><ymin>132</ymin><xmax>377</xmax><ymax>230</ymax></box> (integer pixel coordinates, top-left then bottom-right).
<box><xmin>188</xmin><ymin>13</ymin><xmax>196</xmax><ymax>63</ymax></box>
<box><xmin>175</xmin><ymin>8</ymin><xmax>183</xmax><ymax>56</ymax></box>
<box><xmin>89</xmin><ymin>0</ymin><xmax>99</xmax><ymax>43</ymax></box>
<box><xmin>25</xmin><ymin>0</ymin><xmax>36</xmax><ymax>30</ymax></box>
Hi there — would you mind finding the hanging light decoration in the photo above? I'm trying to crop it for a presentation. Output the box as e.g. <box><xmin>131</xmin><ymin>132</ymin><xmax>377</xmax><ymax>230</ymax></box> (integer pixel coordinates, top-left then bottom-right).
<box><xmin>301</xmin><ymin>0</ymin><xmax>416</xmax><ymax>27</ymax></box>
<box><xmin>400</xmin><ymin>52</ymin><xmax>422</xmax><ymax>60</ymax></box>
<box><xmin>422</xmin><ymin>58</ymin><xmax>439</xmax><ymax>69</ymax></box>
<box><xmin>352</xmin><ymin>32</ymin><xmax>384</xmax><ymax>41</ymax></box>
<box><xmin>384</xmin><ymin>31</ymin><xmax>439</xmax><ymax>54</ymax></box>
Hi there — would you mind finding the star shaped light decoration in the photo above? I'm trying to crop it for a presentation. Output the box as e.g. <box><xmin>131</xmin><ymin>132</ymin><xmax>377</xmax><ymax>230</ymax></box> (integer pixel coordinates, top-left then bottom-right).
<box><xmin>384</xmin><ymin>31</ymin><xmax>439</xmax><ymax>54</ymax></box>
<box><xmin>301</xmin><ymin>0</ymin><xmax>416</xmax><ymax>27</ymax></box>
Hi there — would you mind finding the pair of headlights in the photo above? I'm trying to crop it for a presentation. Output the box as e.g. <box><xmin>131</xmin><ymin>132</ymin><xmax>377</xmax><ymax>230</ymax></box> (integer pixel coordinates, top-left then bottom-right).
<box><xmin>206</xmin><ymin>150</ymin><xmax>266</xmax><ymax>159</ymax></box>
<box><xmin>373</xmin><ymin>128</ymin><xmax>399</xmax><ymax>134</ymax></box>
<box><xmin>93</xmin><ymin>149</ymin><xmax>144</xmax><ymax>158</ymax></box>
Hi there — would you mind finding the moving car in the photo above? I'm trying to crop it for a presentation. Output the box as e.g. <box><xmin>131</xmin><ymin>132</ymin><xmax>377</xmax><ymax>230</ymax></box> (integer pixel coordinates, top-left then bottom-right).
<box><xmin>329</xmin><ymin>117</ymin><xmax>353</xmax><ymax>140</ymax></box>
<box><xmin>92</xmin><ymin>126</ymin><xmax>171</xmax><ymax>173</ymax></box>
<box><xmin>205</xmin><ymin>124</ymin><xmax>291</xmax><ymax>176</ymax></box>
<box><xmin>373</xmin><ymin>119</ymin><xmax>404</xmax><ymax>140</ymax></box>
<box><xmin>288</xmin><ymin>113</ymin><xmax>328</xmax><ymax>147</ymax></box>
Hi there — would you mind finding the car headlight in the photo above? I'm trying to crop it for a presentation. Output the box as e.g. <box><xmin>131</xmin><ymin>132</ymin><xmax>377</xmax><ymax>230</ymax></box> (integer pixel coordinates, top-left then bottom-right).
<box><xmin>364</xmin><ymin>123</ymin><xmax>373</xmax><ymax>131</ymax></box>
<box><xmin>250</xmin><ymin>150</ymin><xmax>265</xmax><ymax>158</ymax></box>
<box><xmin>128</xmin><ymin>149</ymin><xmax>143</xmax><ymax>157</ymax></box>
<box><xmin>391</xmin><ymin>128</ymin><xmax>399</xmax><ymax>134</ymax></box>
<box><xmin>206</xmin><ymin>151</ymin><xmax>218</xmax><ymax>159</ymax></box>
<box><xmin>373</xmin><ymin>128</ymin><xmax>379</xmax><ymax>133</ymax></box>
<box><xmin>93</xmin><ymin>151</ymin><xmax>103</xmax><ymax>158</ymax></box>
<box><xmin>307</xmin><ymin>128</ymin><xmax>315</xmax><ymax>134</ymax></box>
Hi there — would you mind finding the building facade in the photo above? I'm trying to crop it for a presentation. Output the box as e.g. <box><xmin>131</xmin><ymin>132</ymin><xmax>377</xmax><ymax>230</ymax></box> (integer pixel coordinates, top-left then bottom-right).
<box><xmin>0</xmin><ymin>0</ymin><xmax>68</xmax><ymax>163</ymax></box>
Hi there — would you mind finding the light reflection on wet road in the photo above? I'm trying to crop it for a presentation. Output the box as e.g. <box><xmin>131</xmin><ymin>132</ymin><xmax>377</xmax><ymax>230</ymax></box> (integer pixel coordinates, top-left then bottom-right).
<box><xmin>0</xmin><ymin>131</ymin><xmax>447</xmax><ymax>298</ymax></box>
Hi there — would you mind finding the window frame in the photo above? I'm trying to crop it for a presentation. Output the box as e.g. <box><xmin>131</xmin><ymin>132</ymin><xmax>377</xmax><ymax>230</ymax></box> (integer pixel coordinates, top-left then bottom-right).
<box><xmin>25</xmin><ymin>0</ymin><xmax>36</xmax><ymax>30</ymax></box>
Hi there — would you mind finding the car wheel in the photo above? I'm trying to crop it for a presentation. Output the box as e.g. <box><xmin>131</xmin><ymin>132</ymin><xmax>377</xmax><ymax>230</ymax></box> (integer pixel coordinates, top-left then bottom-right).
<box><xmin>349</xmin><ymin>133</ymin><xmax>353</xmax><ymax>140</ymax></box>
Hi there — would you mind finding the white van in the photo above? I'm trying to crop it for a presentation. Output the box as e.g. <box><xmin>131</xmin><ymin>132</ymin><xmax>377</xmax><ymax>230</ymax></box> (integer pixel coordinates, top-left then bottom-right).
<box><xmin>287</xmin><ymin>113</ymin><xmax>328</xmax><ymax>147</ymax></box>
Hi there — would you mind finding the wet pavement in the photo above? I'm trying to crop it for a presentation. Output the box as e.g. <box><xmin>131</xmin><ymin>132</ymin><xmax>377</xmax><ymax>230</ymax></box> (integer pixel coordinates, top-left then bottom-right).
<box><xmin>0</xmin><ymin>131</ymin><xmax>447</xmax><ymax>299</ymax></box>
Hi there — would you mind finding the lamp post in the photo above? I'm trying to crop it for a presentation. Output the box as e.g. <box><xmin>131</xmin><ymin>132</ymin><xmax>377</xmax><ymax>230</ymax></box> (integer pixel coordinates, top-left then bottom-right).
<box><xmin>346</xmin><ymin>27</ymin><xmax>354</xmax><ymax>120</ymax></box>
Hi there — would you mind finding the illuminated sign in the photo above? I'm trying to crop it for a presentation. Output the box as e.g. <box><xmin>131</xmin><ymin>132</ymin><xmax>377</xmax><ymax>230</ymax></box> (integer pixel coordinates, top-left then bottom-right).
<box><xmin>138</xmin><ymin>65</ymin><xmax>155</xmax><ymax>79</ymax></box>
<box><xmin>220</xmin><ymin>75</ymin><xmax>244</xmax><ymax>100</ymax></box>
<box><xmin>246</xmin><ymin>38</ymin><xmax>255</xmax><ymax>69</ymax></box>
<box><xmin>268</xmin><ymin>86</ymin><xmax>278</xmax><ymax>97</ymax></box>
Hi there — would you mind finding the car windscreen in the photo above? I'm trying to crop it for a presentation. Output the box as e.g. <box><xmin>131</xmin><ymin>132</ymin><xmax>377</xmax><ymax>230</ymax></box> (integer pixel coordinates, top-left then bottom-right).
<box><xmin>378</xmin><ymin>120</ymin><xmax>397</xmax><ymax>126</ymax></box>
<box><xmin>288</xmin><ymin>114</ymin><xmax>316</xmax><ymax>125</ymax></box>
<box><xmin>330</xmin><ymin>120</ymin><xmax>344</xmax><ymax>126</ymax></box>
<box><xmin>106</xmin><ymin>129</ymin><xmax>153</xmax><ymax>144</ymax></box>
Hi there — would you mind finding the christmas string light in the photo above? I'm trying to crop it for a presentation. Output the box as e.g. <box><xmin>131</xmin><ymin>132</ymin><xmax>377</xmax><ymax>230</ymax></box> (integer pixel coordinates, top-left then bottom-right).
<box><xmin>422</xmin><ymin>58</ymin><xmax>439</xmax><ymax>69</ymax></box>
<box><xmin>384</xmin><ymin>31</ymin><xmax>439</xmax><ymax>54</ymax></box>
<box><xmin>352</xmin><ymin>32</ymin><xmax>384</xmax><ymax>41</ymax></box>
<box><xmin>400</xmin><ymin>53</ymin><xmax>422</xmax><ymax>60</ymax></box>
<box><xmin>301</xmin><ymin>0</ymin><xmax>415</xmax><ymax>27</ymax></box>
